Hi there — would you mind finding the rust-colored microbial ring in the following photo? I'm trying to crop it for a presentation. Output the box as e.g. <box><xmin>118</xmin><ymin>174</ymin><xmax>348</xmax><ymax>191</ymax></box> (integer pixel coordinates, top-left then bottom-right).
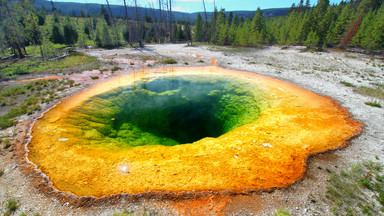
<box><xmin>27</xmin><ymin>65</ymin><xmax>362</xmax><ymax>197</ymax></box>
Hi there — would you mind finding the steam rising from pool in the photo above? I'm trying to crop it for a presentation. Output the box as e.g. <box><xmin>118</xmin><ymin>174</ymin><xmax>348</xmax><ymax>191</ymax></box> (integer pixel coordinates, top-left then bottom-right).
<box><xmin>27</xmin><ymin>66</ymin><xmax>362</xmax><ymax>197</ymax></box>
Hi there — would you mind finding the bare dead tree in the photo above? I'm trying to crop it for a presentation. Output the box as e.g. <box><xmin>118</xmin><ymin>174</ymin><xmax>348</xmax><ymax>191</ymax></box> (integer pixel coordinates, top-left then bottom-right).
<box><xmin>50</xmin><ymin>0</ymin><xmax>56</xmax><ymax>12</ymax></box>
<box><xmin>148</xmin><ymin>2</ymin><xmax>160</xmax><ymax>43</ymax></box>
<box><xmin>169</xmin><ymin>0</ymin><xmax>173</xmax><ymax>42</ymax></box>
<box><xmin>134</xmin><ymin>0</ymin><xmax>143</xmax><ymax>47</ymax></box>
<box><xmin>105</xmin><ymin>0</ymin><xmax>116</xmax><ymax>26</ymax></box>
<box><xmin>164</xmin><ymin>0</ymin><xmax>174</xmax><ymax>42</ymax></box>
<box><xmin>84</xmin><ymin>2</ymin><xmax>93</xmax><ymax>34</ymax></box>
<box><xmin>164</xmin><ymin>0</ymin><xmax>169</xmax><ymax>41</ymax></box>
<box><xmin>1</xmin><ymin>0</ymin><xmax>25</xmax><ymax>58</ymax></box>
<box><xmin>189</xmin><ymin>18</ymin><xmax>193</xmax><ymax>46</ymax></box>
<box><xmin>202</xmin><ymin>0</ymin><xmax>209</xmax><ymax>42</ymax></box>
<box><xmin>123</xmin><ymin>0</ymin><xmax>133</xmax><ymax>46</ymax></box>
<box><xmin>158</xmin><ymin>0</ymin><xmax>164</xmax><ymax>43</ymax></box>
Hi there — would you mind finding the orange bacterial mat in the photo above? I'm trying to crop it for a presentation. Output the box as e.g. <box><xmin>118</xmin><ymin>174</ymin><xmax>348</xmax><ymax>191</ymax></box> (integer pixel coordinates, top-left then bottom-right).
<box><xmin>27</xmin><ymin>65</ymin><xmax>362</xmax><ymax>197</ymax></box>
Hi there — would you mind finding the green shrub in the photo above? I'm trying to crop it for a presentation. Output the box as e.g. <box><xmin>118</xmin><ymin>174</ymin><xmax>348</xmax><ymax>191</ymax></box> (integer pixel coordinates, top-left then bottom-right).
<box><xmin>274</xmin><ymin>208</ymin><xmax>291</xmax><ymax>216</ymax></box>
<box><xmin>365</xmin><ymin>101</ymin><xmax>382</xmax><ymax>108</ymax></box>
<box><xmin>340</xmin><ymin>81</ymin><xmax>355</xmax><ymax>87</ymax></box>
<box><xmin>161</xmin><ymin>59</ymin><xmax>177</xmax><ymax>64</ymax></box>
<box><xmin>0</xmin><ymin>117</ymin><xmax>17</xmax><ymax>129</ymax></box>
<box><xmin>3</xmin><ymin>139</ymin><xmax>11</xmax><ymax>149</ymax></box>
<box><xmin>354</xmin><ymin>86</ymin><xmax>384</xmax><ymax>100</ymax></box>
<box><xmin>111</xmin><ymin>66</ymin><xmax>121</xmax><ymax>72</ymax></box>
<box><xmin>27</xmin><ymin>97</ymin><xmax>38</xmax><ymax>105</ymax></box>
<box><xmin>0</xmin><ymin>86</ymin><xmax>26</xmax><ymax>98</ymax></box>
<box><xmin>7</xmin><ymin>199</ymin><xmax>17</xmax><ymax>212</ymax></box>
<box><xmin>326</xmin><ymin>161</ymin><xmax>384</xmax><ymax>215</ymax></box>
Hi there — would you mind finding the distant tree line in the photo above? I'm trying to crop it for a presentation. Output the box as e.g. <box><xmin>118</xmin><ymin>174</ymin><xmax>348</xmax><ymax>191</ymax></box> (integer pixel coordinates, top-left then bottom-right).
<box><xmin>1</xmin><ymin>0</ymin><xmax>383</xmax><ymax>60</ymax></box>
<box><xmin>193</xmin><ymin>0</ymin><xmax>384</xmax><ymax>50</ymax></box>
<box><xmin>0</xmin><ymin>0</ymin><xmax>192</xmax><ymax>59</ymax></box>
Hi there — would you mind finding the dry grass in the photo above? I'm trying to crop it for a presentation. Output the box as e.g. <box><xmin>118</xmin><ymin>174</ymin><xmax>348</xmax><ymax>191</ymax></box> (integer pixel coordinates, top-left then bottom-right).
<box><xmin>326</xmin><ymin>161</ymin><xmax>384</xmax><ymax>215</ymax></box>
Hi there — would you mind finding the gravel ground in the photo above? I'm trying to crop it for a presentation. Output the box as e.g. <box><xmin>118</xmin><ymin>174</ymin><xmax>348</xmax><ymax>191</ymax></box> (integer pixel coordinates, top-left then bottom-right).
<box><xmin>0</xmin><ymin>44</ymin><xmax>383</xmax><ymax>215</ymax></box>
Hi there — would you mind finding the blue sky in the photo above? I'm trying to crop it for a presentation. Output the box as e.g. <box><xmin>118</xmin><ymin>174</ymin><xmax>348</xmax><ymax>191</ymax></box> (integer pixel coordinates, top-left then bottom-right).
<box><xmin>53</xmin><ymin>0</ymin><xmax>344</xmax><ymax>13</ymax></box>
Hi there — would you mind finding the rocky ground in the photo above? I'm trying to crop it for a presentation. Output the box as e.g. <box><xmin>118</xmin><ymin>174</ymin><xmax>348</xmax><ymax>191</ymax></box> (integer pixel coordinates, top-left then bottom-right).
<box><xmin>0</xmin><ymin>44</ymin><xmax>383</xmax><ymax>215</ymax></box>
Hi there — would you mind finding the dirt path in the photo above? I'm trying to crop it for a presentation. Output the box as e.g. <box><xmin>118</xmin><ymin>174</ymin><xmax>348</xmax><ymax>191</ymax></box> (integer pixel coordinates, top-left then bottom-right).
<box><xmin>1</xmin><ymin>44</ymin><xmax>383</xmax><ymax>216</ymax></box>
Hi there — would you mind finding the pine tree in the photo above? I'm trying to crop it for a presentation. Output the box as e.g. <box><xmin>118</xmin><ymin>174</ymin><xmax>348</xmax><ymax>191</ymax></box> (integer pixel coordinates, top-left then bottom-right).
<box><xmin>80</xmin><ymin>9</ymin><xmax>85</xmax><ymax>18</ymax></box>
<box><xmin>300</xmin><ymin>9</ymin><xmax>315</xmax><ymax>42</ymax></box>
<box><xmin>304</xmin><ymin>30</ymin><xmax>320</xmax><ymax>48</ymax></box>
<box><xmin>52</xmin><ymin>23</ymin><xmax>64</xmax><ymax>44</ymax></box>
<box><xmin>317</xmin><ymin>6</ymin><xmax>336</xmax><ymax>44</ymax></box>
<box><xmin>95</xmin><ymin>28</ymin><xmax>102</xmax><ymax>47</ymax></box>
<box><xmin>0</xmin><ymin>0</ymin><xmax>27</xmax><ymax>58</ymax></box>
<box><xmin>209</xmin><ymin>7</ymin><xmax>218</xmax><ymax>43</ymax></box>
<box><xmin>41</xmin><ymin>34</ymin><xmax>59</xmax><ymax>59</ymax></box>
<box><xmin>370</xmin><ymin>7</ymin><xmax>384</xmax><ymax>49</ymax></box>
<box><xmin>194</xmin><ymin>13</ymin><xmax>204</xmax><ymax>42</ymax></box>
<box><xmin>326</xmin><ymin>4</ymin><xmax>353</xmax><ymax>45</ymax></box>
<box><xmin>213</xmin><ymin>9</ymin><xmax>227</xmax><ymax>45</ymax></box>
<box><xmin>305</xmin><ymin>0</ymin><xmax>311</xmax><ymax>8</ymax></box>
<box><xmin>36</xmin><ymin>9</ymin><xmax>46</xmax><ymax>26</ymax></box>
<box><xmin>298</xmin><ymin>0</ymin><xmax>304</xmax><ymax>8</ymax></box>
<box><xmin>250</xmin><ymin>8</ymin><xmax>268</xmax><ymax>44</ymax></box>
<box><xmin>252</xmin><ymin>8</ymin><xmax>266</xmax><ymax>33</ymax></box>
<box><xmin>63</xmin><ymin>16</ymin><xmax>78</xmax><ymax>44</ymax></box>
<box><xmin>94</xmin><ymin>18</ymin><xmax>119</xmax><ymax>48</ymax></box>
<box><xmin>184</xmin><ymin>22</ymin><xmax>192</xmax><ymax>45</ymax></box>
<box><xmin>176</xmin><ymin>24</ymin><xmax>184</xmax><ymax>42</ymax></box>
<box><xmin>228</xmin><ymin>12</ymin><xmax>233</xmax><ymax>26</ymax></box>
<box><xmin>233</xmin><ymin>14</ymin><xmax>240</xmax><ymax>27</ymax></box>
<box><xmin>102</xmin><ymin>22</ymin><xmax>113</xmax><ymax>48</ymax></box>
<box><xmin>228</xmin><ymin>21</ymin><xmax>237</xmax><ymax>44</ymax></box>
<box><xmin>101</xmin><ymin>5</ymin><xmax>111</xmax><ymax>26</ymax></box>
<box><xmin>77</xmin><ymin>27</ymin><xmax>89</xmax><ymax>48</ymax></box>
<box><xmin>172</xmin><ymin>24</ymin><xmax>178</xmax><ymax>43</ymax></box>
<box><xmin>25</xmin><ymin>13</ymin><xmax>46</xmax><ymax>59</ymax></box>
<box><xmin>351</xmin><ymin>11</ymin><xmax>375</xmax><ymax>48</ymax></box>
<box><xmin>340</xmin><ymin>16</ymin><xmax>362</xmax><ymax>47</ymax></box>
<box><xmin>25</xmin><ymin>14</ymin><xmax>42</xmax><ymax>47</ymax></box>
<box><xmin>358</xmin><ymin>4</ymin><xmax>384</xmax><ymax>49</ymax></box>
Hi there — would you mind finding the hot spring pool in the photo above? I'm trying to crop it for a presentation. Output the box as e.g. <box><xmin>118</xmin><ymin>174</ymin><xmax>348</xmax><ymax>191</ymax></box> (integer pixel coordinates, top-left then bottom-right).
<box><xmin>27</xmin><ymin>66</ymin><xmax>362</xmax><ymax>197</ymax></box>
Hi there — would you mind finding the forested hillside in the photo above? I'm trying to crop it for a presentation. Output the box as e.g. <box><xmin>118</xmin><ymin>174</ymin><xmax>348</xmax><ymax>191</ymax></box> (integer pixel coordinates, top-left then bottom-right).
<box><xmin>32</xmin><ymin>0</ymin><xmax>289</xmax><ymax>21</ymax></box>
<box><xmin>196</xmin><ymin>0</ymin><xmax>384</xmax><ymax>49</ymax></box>
<box><xmin>0</xmin><ymin>0</ymin><xmax>383</xmax><ymax>61</ymax></box>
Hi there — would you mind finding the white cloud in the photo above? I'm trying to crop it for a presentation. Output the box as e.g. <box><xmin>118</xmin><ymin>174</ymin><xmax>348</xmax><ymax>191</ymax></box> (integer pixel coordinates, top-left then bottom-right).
<box><xmin>173</xmin><ymin>6</ymin><xmax>195</xmax><ymax>12</ymax></box>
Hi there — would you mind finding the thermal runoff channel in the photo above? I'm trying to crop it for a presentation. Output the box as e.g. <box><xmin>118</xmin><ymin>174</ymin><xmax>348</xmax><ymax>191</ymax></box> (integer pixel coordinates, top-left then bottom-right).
<box><xmin>27</xmin><ymin>66</ymin><xmax>362</xmax><ymax>197</ymax></box>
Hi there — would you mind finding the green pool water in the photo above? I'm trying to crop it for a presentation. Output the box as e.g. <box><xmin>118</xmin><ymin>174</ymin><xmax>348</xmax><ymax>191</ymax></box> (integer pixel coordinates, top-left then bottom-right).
<box><xmin>64</xmin><ymin>75</ymin><xmax>267</xmax><ymax>148</ymax></box>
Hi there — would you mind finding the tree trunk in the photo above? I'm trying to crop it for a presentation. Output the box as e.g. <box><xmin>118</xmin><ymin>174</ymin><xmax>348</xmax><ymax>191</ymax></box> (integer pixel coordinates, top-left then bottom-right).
<box><xmin>166</xmin><ymin>0</ymin><xmax>173</xmax><ymax>42</ymax></box>
<box><xmin>14</xmin><ymin>42</ymin><xmax>25</xmax><ymax>59</ymax></box>
<box><xmin>106</xmin><ymin>0</ymin><xmax>116</xmax><ymax>26</ymax></box>
<box><xmin>123</xmin><ymin>0</ymin><xmax>133</xmax><ymax>46</ymax></box>
<box><xmin>169</xmin><ymin>0</ymin><xmax>173</xmax><ymax>42</ymax></box>
<box><xmin>23</xmin><ymin>46</ymin><xmax>27</xmax><ymax>55</ymax></box>
<box><xmin>158</xmin><ymin>0</ymin><xmax>163</xmax><ymax>43</ymax></box>
<box><xmin>134</xmin><ymin>0</ymin><xmax>143</xmax><ymax>47</ymax></box>
<box><xmin>5</xmin><ymin>2</ymin><xmax>25</xmax><ymax>59</ymax></box>
<box><xmin>202</xmin><ymin>0</ymin><xmax>209</xmax><ymax>42</ymax></box>
<box><xmin>39</xmin><ymin>44</ymin><xmax>45</xmax><ymax>60</ymax></box>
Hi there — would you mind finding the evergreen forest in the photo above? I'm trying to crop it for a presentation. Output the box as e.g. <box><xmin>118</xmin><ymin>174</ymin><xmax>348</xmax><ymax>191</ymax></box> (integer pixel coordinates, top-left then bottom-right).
<box><xmin>1</xmin><ymin>0</ymin><xmax>383</xmax><ymax>60</ymax></box>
